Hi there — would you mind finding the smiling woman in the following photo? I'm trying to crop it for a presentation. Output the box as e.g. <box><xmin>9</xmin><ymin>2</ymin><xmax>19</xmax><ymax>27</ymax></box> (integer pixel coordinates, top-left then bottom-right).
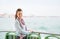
<box><xmin>15</xmin><ymin>8</ymin><xmax>33</xmax><ymax>39</ymax></box>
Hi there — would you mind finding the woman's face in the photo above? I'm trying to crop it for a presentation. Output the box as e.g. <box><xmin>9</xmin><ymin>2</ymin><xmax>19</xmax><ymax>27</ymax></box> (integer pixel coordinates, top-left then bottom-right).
<box><xmin>17</xmin><ymin>11</ymin><xmax>22</xmax><ymax>18</ymax></box>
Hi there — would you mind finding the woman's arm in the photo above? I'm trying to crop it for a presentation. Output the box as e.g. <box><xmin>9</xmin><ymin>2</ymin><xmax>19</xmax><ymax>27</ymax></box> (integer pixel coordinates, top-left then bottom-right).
<box><xmin>22</xmin><ymin>19</ymin><xmax>33</xmax><ymax>33</ymax></box>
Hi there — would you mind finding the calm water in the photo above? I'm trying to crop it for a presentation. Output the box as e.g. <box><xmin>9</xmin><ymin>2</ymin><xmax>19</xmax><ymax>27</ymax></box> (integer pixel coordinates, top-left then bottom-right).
<box><xmin>0</xmin><ymin>16</ymin><xmax>60</xmax><ymax>39</ymax></box>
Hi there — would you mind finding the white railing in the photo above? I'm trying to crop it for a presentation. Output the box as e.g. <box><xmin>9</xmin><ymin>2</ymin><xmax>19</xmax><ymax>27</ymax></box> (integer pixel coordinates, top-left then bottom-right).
<box><xmin>0</xmin><ymin>31</ymin><xmax>60</xmax><ymax>36</ymax></box>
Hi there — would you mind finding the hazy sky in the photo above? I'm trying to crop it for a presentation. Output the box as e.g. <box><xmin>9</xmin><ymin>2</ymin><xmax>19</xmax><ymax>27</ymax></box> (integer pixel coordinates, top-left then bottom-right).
<box><xmin>0</xmin><ymin>0</ymin><xmax>60</xmax><ymax>16</ymax></box>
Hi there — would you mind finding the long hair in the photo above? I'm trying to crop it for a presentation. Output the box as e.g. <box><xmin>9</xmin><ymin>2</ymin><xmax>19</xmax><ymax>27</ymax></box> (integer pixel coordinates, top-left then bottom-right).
<box><xmin>15</xmin><ymin>8</ymin><xmax>22</xmax><ymax>19</ymax></box>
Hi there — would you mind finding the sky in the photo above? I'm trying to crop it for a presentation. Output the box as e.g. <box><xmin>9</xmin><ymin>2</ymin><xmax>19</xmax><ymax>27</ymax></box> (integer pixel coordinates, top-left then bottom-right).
<box><xmin>0</xmin><ymin>0</ymin><xmax>60</xmax><ymax>16</ymax></box>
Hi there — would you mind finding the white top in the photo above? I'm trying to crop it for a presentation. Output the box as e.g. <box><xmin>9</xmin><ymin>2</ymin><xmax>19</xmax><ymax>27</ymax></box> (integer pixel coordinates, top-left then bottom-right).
<box><xmin>15</xmin><ymin>19</ymin><xmax>30</xmax><ymax>36</ymax></box>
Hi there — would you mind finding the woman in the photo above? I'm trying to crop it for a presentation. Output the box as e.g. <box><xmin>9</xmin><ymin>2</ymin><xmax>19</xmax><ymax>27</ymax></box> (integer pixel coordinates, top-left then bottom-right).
<box><xmin>15</xmin><ymin>8</ymin><xmax>32</xmax><ymax>39</ymax></box>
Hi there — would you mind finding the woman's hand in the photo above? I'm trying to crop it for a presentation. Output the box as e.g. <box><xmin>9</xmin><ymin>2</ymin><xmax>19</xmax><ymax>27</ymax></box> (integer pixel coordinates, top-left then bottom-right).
<box><xmin>28</xmin><ymin>29</ymin><xmax>35</xmax><ymax>33</ymax></box>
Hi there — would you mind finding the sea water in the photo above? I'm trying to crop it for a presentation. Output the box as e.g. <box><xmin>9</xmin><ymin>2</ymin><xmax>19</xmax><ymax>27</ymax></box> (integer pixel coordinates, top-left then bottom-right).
<box><xmin>0</xmin><ymin>16</ymin><xmax>60</xmax><ymax>39</ymax></box>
